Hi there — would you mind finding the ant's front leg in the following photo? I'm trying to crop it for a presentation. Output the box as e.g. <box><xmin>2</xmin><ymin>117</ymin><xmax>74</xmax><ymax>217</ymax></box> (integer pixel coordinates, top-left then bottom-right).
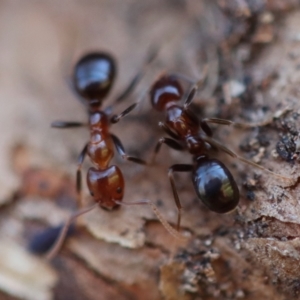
<box><xmin>111</xmin><ymin>134</ymin><xmax>147</xmax><ymax>165</ymax></box>
<box><xmin>150</xmin><ymin>122</ymin><xmax>184</xmax><ymax>164</ymax></box>
<box><xmin>152</xmin><ymin>137</ymin><xmax>184</xmax><ymax>164</ymax></box>
<box><xmin>158</xmin><ymin>122</ymin><xmax>181</xmax><ymax>140</ymax></box>
<box><xmin>110</xmin><ymin>103</ymin><xmax>137</xmax><ymax>124</ymax></box>
<box><xmin>76</xmin><ymin>143</ymin><xmax>88</xmax><ymax>207</ymax></box>
<box><xmin>51</xmin><ymin>121</ymin><xmax>87</xmax><ymax>128</ymax></box>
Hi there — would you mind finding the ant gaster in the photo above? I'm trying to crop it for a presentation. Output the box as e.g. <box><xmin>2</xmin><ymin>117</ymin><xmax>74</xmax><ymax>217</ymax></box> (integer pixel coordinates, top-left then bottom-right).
<box><xmin>46</xmin><ymin>51</ymin><xmax>179</xmax><ymax>259</ymax></box>
<box><xmin>149</xmin><ymin>73</ymin><xmax>293</xmax><ymax>230</ymax></box>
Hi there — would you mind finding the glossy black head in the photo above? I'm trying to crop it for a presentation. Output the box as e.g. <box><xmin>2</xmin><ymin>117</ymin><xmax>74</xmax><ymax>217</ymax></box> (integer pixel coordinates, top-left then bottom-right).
<box><xmin>192</xmin><ymin>158</ymin><xmax>239</xmax><ymax>213</ymax></box>
<box><xmin>73</xmin><ymin>52</ymin><xmax>116</xmax><ymax>107</ymax></box>
<box><xmin>150</xmin><ymin>75</ymin><xmax>183</xmax><ymax>111</ymax></box>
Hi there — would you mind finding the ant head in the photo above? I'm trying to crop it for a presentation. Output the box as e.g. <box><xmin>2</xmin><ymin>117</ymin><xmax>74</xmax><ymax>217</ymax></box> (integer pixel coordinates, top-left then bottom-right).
<box><xmin>150</xmin><ymin>75</ymin><xmax>183</xmax><ymax>111</ymax></box>
<box><xmin>73</xmin><ymin>52</ymin><xmax>117</xmax><ymax>107</ymax></box>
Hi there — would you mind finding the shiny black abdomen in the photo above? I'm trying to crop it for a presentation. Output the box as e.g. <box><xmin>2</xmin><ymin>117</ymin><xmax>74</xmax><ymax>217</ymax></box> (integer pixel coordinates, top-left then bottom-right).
<box><xmin>192</xmin><ymin>158</ymin><xmax>239</xmax><ymax>213</ymax></box>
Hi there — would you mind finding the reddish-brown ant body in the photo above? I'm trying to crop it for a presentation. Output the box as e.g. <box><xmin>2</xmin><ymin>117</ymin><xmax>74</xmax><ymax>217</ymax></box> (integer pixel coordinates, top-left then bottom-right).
<box><xmin>53</xmin><ymin>52</ymin><xmax>147</xmax><ymax>210</ymax></box>
<box><xmin>45</xmin><ymin>51</ymin><xmax>178</xmax><ymax>259</ymax></box>
<box><xmin>149</xmin><ymin>74</ymin><xmax>293</xmax><ymax>230</ymax></box>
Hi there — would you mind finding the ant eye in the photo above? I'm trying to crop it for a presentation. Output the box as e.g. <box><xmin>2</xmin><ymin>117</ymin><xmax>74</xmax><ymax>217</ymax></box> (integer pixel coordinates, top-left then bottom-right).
<box><xmin>90</xmin><ymin>191</ymin><xmax>94</xmax><ymax>197</ymax></box>
<box><xmin>116</xmin><ymin>187</ymin><xmax>122</xmax><ymax>194</ymax></box>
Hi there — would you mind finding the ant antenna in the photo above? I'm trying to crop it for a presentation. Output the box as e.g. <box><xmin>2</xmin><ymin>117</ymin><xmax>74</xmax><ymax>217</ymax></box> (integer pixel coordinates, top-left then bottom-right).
<box><xmin>202</xmin><ymin>135</ymin><xmax>295</xmax><ymax>185</ymax></box>
<box><xmin>45</xmin><ymin>198</ymin><xmax>187</xmax><ymax>261</ymax></box>
<box><xmin>202</xmin><ymin>106</ymin><xmax>292</xmax><ymax>129</ymax></box>
<box><xmin>115</xmin><ymin>199</ymin><xmax>188</xmax><ymax>240</ymax></box>
<box><xmin>113</xmin><ymin>46</ymin><xmax>160</xmax><ymax>104</ymax></box>
<box><xmin>183</xmin><ymin>65</ymin><xmax>208</xmax><ymax>110</ymax></box>
<box><xmin>45</xmin><ymin>203</ymin><xmax>98</xmax><ymax>260</ymax></box>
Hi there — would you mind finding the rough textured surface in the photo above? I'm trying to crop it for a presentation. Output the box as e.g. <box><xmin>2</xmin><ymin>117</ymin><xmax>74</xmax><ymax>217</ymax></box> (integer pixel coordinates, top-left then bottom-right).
<box><xmin>2</xmin><ymin>1</ymin><xmax>300</xmax><ymax>299</ymax></box>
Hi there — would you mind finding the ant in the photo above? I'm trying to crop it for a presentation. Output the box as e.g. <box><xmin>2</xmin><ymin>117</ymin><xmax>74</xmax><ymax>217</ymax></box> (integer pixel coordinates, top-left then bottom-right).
<box><xmin>45</xmin><ymin>51</ymin><xmax>179</xmax><ymax>260</ymax></box>
<box><xmin>149</xmin><ymin>73</ymin><xmax>293</xmax><ymax>230</ymax></box>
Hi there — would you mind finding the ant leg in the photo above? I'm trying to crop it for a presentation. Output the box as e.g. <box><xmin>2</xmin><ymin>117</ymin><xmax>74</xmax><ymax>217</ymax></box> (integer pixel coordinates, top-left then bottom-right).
<box><xmin>77</xmin><ymin>143</ymin><xmax>88</xmax><ymax>207</ymax></box>
<box><xmin>111</xmin><ymin>134</ymin><xmax>147</xmax><ymax>165</ymax></box>
<box><xmin>114</xmin><ymin>199</ymin><xmax>187</xmax><ymax>240</ymax></box>
<box><xmin>200</xmin><ymin>121</ymin><xmax>213</xmax><ymax>137</ymax></box>
<box><xmin>168</xmin><ymin>73</ymin><xmax>195</xmax><ymax>84</ymax></box>
<box><xmin>110</xmin><ymin>103</ymin><xmax>137</xmax><ymax>124</ymax></box>
<box><xmin>45</xmin><ymin>203</ymin><xmax>98</xmax><ymax>260</ymax></box>
<box><xmin>150</xmin><ymin>121</ymin><xmax>182</xmax><ymax>163</ymax></box>
<box><xmin>110</xmin><ymin>48</ymin><xmax>159</xmax><ymax>123</ymax></box>
<box><xmin>158</xmin><ymin>122</ymin><xmax>181</xmax><ymax>140</ymax></box>
<box><xmin>152</xmin><ymin>137</ymin><xmax>184</xmax><ymax>164</ymax></box>
<box><xmin>202</xmin><ymin>107</ymin><xmax>292</xmax><ymax>129</ymax></box>
<box><xmin>183</xmin><ymin>66</ymin><xmax>208</xmax><ymax>110</ymax></box>
<box><xmin>202</xmin><ymin>135</ymin><xmax>294</xmax><ymax>184</ymax></box>
<box><xmin>168</xmin><ymin>164</ymin><xmax>194</xmax><ymax>230</ymax></box>
<box><xmin>51</xmin><ymin>121</ymin><xmax>87</xmax><ymax>128</ymax></box>
<box><xmin>184</xmin><ymin>86</ymin><xmax>198</xmax><ymax>110</ymax></box>
<box><xmin>114</xmin><ymin>47</ymin><xmax>158</xmax><ymax>104</ymax></box>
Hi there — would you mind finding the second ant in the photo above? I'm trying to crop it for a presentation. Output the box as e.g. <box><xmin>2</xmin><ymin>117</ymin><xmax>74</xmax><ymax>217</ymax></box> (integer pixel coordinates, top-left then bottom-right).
<box><xmin>149</xmin><ymin>72</ymin><xmax>293</xmax><ymax>230</ymax></box>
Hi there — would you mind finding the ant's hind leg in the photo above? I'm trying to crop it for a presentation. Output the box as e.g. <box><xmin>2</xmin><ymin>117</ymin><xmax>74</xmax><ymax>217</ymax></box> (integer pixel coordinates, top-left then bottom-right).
<box><xmin>168</xmin><ymin>164</ymin><xmax>193</xmax><ymax>231</ymax></box>
<box><xmin>111</xmin><ymin>134</ymin><xmax>147</xmax><ymax>165</ymax></box>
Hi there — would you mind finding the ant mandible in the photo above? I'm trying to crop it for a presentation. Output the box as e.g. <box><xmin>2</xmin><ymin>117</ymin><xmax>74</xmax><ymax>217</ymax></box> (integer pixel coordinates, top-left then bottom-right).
<box><xmin>149</xmin><ymin>73</ymin><xmax>293</xmax><ymax>230</ymax></box>
<box><xmin>45</xmin><ymin>51</ymin><xmax>178</xmax><ymax>259</ymax></box>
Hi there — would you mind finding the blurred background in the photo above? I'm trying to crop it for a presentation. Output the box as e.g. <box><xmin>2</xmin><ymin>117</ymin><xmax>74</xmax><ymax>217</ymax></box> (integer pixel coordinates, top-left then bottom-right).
<box><xmin>1</xmin><ymin>1</ymin><xmax>300</xmax><ymax>299</ymax></box>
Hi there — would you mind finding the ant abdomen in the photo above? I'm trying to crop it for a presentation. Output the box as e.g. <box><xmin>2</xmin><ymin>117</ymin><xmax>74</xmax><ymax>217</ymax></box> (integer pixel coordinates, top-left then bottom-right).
<box><xmin>73</xmin><ymin>52</ymin><xmax>116</xmax><ymax>105</ymax></box>
<box><xmin>87</xmin><ymin>166</ymin><xmax>124</xmax><ymax>210</ymax></box>
<box><xmin>192</xmin><ymin>158</ymin><xmax>239</xmax><ymax>214</ymax></box>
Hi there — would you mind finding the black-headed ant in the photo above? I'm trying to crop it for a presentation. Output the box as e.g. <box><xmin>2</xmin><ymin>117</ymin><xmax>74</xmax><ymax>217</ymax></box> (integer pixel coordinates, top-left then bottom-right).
<box><xmin>45</xmin><ymin>51</ymin><xmax>179</xmax><ymax>259</ymax></box>
<box><xmin>149</xmin><ymin>73</ymin><xmax>293</xmax><ymax>230</ymax></box>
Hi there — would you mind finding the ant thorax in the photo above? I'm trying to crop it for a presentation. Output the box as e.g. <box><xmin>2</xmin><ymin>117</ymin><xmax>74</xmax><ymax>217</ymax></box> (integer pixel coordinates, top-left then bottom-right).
<box><xmin>88</xmin><ymin>111</ymin><xmax>114</xmax><ymax>169</ymax></box>
<box><xmin>165</xmin><ymin>105</ymin><xmax>200</xmax><ymax>138</ymax></box>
